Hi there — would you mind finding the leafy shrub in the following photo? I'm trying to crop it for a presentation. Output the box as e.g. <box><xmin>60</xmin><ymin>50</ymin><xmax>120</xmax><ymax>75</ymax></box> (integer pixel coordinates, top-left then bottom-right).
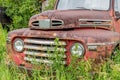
<box><xmin>0</xmin><ymin>0</ymin><xmax>56</xmax><ymax>30</ymax></box>
<box><xmin>0</xmin><ymin>0</ymin><xmax>41</xmax><ymax>29</ymax></box>
<box><xmin>44</xmin><ymin>0</ymin><xmax>55</xmax><ymax>11</ymax></box>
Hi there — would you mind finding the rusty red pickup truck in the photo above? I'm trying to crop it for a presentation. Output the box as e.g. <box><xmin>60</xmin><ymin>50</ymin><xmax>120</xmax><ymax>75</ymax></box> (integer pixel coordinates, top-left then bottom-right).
<box><xmin>6</xmin><ymin>0</ymin><xmax>120</xmax><ymax>69</ymax></box>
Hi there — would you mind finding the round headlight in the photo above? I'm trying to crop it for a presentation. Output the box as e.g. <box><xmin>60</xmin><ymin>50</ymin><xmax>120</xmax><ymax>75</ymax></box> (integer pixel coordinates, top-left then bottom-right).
<box><xmin>13</xmin><ymin>38</ymin><xmax>24</xmax><ymax>52</ymax></box>
<box><xmin>70</xmin><ymin>43</ymin><xmax>84</xmax><ymax>57</ymax></box>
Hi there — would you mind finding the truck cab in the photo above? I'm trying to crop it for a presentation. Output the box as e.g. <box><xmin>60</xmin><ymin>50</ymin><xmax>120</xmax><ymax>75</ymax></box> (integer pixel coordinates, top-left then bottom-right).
<box><xmin>7</xmin><ymin>0</ymin><xmax>120</xmax><ymax>69</ymax></box>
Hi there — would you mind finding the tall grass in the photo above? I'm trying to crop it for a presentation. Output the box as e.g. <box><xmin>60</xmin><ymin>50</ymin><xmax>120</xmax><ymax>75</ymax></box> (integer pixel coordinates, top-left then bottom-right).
<box><xmin>0</xmin><ymin>24</ymin><xmax>29</xmax><ymax>80</ymax></box>
<box><xmin>0</xmin><ymin>23</ymin><xmax>120</xmax><ymax>80</ymax></box>
<box><xmin>0</xmin><ymin>24</ymin><xmax>11</xmax><ymax>80</ymax></box>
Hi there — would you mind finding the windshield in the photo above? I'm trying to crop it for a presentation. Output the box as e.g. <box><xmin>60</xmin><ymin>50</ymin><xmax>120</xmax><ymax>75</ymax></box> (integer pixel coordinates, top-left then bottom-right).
<box><xmin>115</xmin><ymin>0</ymin><xmax>120</xmax><ymax>12</ymax></box>
<box><xmin>57</xmin><ymin>0</ymin><xmax>110</xmax><ymax>10</ymax></box>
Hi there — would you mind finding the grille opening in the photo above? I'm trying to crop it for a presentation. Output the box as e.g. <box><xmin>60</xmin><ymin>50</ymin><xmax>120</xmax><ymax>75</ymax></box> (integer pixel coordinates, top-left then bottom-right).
<box><xmin>52</xmin><ymin>20</ymin><xmax>63</xmax><ymax>26</ymax></box>
<box><xmin>24</xmin><ymin>49</ymin><xmax>66</xmax><ymax>56</ymax></box>
<box><xmin>32</xmin><ymin>21</ymin><xmax>39</xmax><ymax>26</ymax></box>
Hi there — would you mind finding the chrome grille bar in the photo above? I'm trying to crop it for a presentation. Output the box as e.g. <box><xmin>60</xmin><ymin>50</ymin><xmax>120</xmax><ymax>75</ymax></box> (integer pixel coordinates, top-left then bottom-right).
<box><xmin>24</xmin><ymin>39</ymin><xmax>66</xmax><ymax>46</ymax></box>
<box><xmin>24</xmin><ymin>45</ymin><xmax>66</xmax><ymax>52</ymax></box>
<box><xmin>24</xmin><ymin>51</ymin><xmax>66</xmax><ymax>58</ymax></box>
<box><xmin>79</xmin><ymin>19</ymin><xmax>111</xmax><ymax>22</ymax></box>
<box><xmin>24</xmin><ymin>57</ymin><xmax>66</xmax><ymax>64</ymax></box>
<box><xmin>80</xmin><ymin>24</ymin><xmax>111</xmax><ymax>27</ymax></box>
<box><xmin>24</xmin><ymin>57</ymin><xmax>53</xmax><ymax>64</ymax></box>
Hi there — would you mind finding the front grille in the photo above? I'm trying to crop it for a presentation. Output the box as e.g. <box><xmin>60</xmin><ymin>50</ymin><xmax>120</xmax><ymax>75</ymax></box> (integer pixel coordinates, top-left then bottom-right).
<box><xmin>24</xmin><ymin>38</ymin><xmax>67</xmax><ymax>64</ymax></box>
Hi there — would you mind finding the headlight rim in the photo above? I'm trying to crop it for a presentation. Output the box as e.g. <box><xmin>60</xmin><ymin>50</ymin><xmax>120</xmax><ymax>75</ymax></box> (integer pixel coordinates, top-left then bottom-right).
<box><xmin>13</xmin><ymin>38</ymin><xmax>24</xmax><ymax>53</ymax></box>
<box><xmin>70</xmin><ymin>42</ymin><xmax>85</xmax><ymax>57</ymax></box>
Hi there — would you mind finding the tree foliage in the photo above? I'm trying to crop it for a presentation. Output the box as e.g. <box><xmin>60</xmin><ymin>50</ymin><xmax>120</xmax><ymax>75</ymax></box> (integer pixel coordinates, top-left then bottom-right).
<box><xmin>0</xmin><ymin>0</ymin><xmax>56</xmax><ymax>29</ymax></box>
<box><xmin>44</xmin><ymin>0</ymin><xmax>55</xmax><ymax>10</ymax></box>
<box><xmin>0</xmin><ymin>0</ymin><xmax>55</xmax><ymax>30</ymax></box>
<box><xmin>0</xmin><ymin>0</ymin><xmax>41</xmax><ymax>29</ymax></box>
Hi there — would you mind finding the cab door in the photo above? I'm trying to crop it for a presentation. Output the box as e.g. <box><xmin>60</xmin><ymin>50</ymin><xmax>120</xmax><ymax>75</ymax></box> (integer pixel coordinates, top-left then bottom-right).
<box><xmin>114</xmin><ymin>0</ymin><xmax>120</xmax><ymax>33</ymax></box>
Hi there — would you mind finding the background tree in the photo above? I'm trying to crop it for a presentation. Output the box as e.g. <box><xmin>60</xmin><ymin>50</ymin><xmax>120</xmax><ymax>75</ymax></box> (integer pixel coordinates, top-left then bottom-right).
<box><xmin>0</xmin><ymin>0</ymin><xmax>55</xmax><ymax>30</ymax></box>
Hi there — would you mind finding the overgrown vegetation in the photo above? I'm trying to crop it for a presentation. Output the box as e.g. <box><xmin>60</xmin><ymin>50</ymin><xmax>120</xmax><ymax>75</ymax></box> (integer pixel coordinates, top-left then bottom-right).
<box><xmin>0</xmin><ymin>0</ymin><xmax>120</xmax><ymax>80</ymax></box>
<box><xmin>0</xmin><ymin>0</ymin><xmax>55</xmax><ymax>30</ymax></box>
<box><xmin>0</xmin><ymin>0</ymin><xmax>41</xmax><ymax>29</ymax></box>
<box><xmin>0</xmin><ymin>23</ymin><xmax>120</xmax><ymax>79</ymax></box>
<box><xmin>44</xmin><ymin>0</ymin><xmax>55</xmax><ymax>10</ymax></box>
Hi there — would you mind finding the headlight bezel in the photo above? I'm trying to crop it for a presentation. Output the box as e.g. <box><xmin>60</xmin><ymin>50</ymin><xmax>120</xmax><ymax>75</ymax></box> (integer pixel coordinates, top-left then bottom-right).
<box><xmin>13</xmin><ymin>38</ymin><xmax>24</xmax><ymax>53</ymax></box>
<box><xmin>70</xmin><ymin>43</ymin><xmax>85</xmax><ymax>57</ymax></box>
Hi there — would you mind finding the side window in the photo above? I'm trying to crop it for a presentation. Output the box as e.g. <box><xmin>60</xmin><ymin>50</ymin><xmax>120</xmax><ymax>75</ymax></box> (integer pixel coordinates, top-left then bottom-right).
<box><xmin>115</xmin><ymin>0</ymin><xmax>120</xmax><ymax>16</ymax></box>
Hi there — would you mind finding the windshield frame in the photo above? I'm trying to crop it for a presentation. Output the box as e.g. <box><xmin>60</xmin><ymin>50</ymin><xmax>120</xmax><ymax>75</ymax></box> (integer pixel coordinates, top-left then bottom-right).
<box><xmin>55</xmin><ymin>0</ymin><xmax>111</xmax><ymax>11</ymax></box>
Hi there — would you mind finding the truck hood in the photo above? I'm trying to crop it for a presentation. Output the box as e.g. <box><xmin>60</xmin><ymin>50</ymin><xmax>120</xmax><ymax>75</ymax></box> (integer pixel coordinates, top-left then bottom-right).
<box><xmin>29</xmin><ymin>10</ymin><xmax>112</xmax><ymax>30</ymax></box>
<box><xmin>8</xmin><ymin>28</ymin><xmax>120</xmax><ymax>44</ymax></box>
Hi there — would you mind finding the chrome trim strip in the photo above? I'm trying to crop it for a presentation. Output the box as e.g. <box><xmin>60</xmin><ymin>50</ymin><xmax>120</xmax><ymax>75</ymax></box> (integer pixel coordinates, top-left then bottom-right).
<box><xmin>80</xmin><ymin>24</ymin><xmax>111</xmax><ymax>27</ymax></box>
<box><xmin>79</xmin><ymin>19</ymin><xmax>111</xmax><ymax>22</ymax></box>
<box><xmin>87</xmin><ymin>42</ymin><xmax>116</xmax><ymax>46</ymax></box>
